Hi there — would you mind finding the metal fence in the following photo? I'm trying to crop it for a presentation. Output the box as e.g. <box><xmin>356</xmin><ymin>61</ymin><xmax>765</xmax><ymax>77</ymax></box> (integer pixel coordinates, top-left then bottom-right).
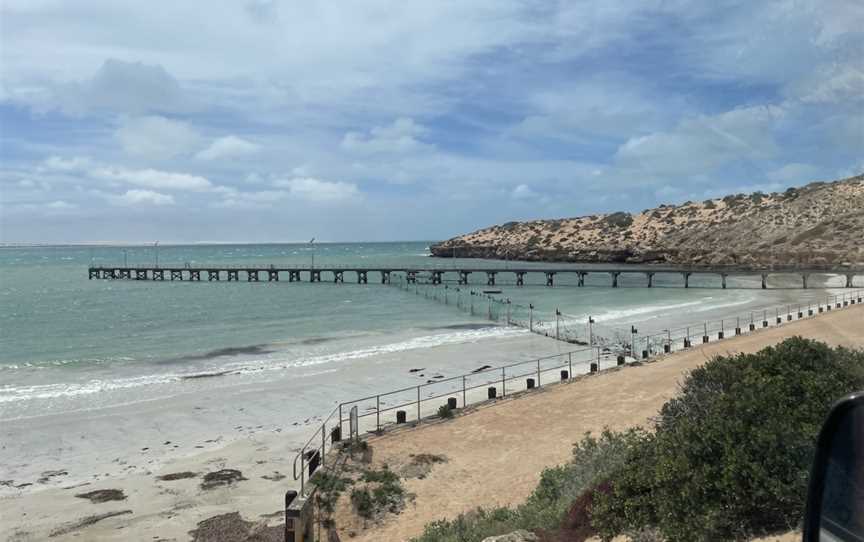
<box><xmin>291</xmin><ymin>287</ymin><xmax>864</xmax><ymax>495</ymax></box>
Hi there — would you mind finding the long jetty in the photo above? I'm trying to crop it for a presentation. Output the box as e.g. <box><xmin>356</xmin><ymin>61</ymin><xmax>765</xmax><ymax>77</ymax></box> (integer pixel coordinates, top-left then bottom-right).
<box><xmin>87</xmin><ymin>264</ymin><xmax>863</xmax><ymax>289</ymax></box>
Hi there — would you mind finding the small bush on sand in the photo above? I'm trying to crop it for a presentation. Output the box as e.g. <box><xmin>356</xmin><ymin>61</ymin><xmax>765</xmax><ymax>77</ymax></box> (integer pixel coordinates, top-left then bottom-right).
<box><xmin>438</xmin><ymin>404</ymin><xmax>454</xmax><ymax>419</ymax></box>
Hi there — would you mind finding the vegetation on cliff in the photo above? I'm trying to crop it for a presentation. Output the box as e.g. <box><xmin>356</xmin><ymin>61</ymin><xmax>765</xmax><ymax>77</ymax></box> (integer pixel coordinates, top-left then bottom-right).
<box><xmin>431</xmin><ymin>175</ymin><xmax>864</xmax><ymax>268</ymax></box>
<box><xmin>412</xmin><ymin>338</ymin><xmax>864</xmax><ymax>541</ymax></box>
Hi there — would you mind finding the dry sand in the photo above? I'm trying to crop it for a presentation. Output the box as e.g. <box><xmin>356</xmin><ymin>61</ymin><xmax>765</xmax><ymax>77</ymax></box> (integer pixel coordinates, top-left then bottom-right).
<box><xmin>334</xmin><ymin>304</ymin><xmax>864</xmax><ymax>542</ymax></box>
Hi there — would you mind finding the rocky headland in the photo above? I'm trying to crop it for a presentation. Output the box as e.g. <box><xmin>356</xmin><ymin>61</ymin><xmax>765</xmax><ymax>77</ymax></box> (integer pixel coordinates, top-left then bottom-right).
<box><xmin>431</xmin><ymin>174</ymin><xmax>864</xmax><ymax>269</ymax></box>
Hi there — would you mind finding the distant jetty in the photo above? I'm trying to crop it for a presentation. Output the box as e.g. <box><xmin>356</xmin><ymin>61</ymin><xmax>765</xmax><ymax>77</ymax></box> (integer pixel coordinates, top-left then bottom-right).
<box><xmin>431</xmin><ymin>174</ymin><xmax>864</xmax><ymax>269</ymax></box>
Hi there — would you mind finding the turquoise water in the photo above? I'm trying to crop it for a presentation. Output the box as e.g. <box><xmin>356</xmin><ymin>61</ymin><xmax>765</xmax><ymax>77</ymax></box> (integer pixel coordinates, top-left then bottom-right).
<box><xmin>0</xmin><ymin>241</ymin><xmax>850</xmax><ymax>420</ymax></box>
<box><xmin>1</xmin><ymin>242</ymin><xmax>855</xmax><ymax>496</ymax></box>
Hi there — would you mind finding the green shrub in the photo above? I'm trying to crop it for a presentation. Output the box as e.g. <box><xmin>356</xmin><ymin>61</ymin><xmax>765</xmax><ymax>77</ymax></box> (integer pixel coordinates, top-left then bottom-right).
<box><xmin>351</xmin><ymin>487</ymin><xmax>375</xmax><ymax>519</ymax></box>
<box><xmin>592</xmin><ymin>337</ymin><xmax>864</xmax><ymax>541</ymax></box>
<box><xmin>438</xmin><ymin>404</ymin><xmax>454</xmax><ymax>419</ymax></box>
<box><xmin>411</xmin><ymin>429</ymin><xmax>644</xmax><ymax>542</ymax></box>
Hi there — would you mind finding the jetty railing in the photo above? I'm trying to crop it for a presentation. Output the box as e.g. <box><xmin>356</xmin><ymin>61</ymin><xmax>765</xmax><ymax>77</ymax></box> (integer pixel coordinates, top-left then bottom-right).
<box><xmin>291</xmin><ymin>288</ymin><xmax>864</xmax><ymax>495</ymax></box>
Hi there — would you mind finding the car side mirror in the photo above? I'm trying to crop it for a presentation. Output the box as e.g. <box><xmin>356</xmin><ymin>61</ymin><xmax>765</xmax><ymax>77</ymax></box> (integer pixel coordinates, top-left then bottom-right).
<box><xmin>803</xmin><ymin>391</ymin><xmax>864</xmax><ymax>541</ymax></box>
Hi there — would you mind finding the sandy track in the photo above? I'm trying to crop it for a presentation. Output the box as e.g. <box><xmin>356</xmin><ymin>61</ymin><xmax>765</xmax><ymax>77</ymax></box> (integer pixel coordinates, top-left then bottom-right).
<box><xmin>336</xmin><ymin>305</ymin><xmax>864</xmax><ymax>542</ymax></box>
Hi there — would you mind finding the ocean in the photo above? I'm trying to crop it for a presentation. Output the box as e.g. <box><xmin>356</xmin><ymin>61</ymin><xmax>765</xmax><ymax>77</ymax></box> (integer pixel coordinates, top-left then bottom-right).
<box><xmin>0</xmin><ymin>242</ymin><xmax>852</xmax><ymax>494</ymax></box>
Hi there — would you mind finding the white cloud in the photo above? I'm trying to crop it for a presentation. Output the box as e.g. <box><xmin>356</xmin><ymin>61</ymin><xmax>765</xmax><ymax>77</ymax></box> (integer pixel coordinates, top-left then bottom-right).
<box><xmin>615</xmin><ymin>105</ymin><xmax>785</xmax><ymax>176</ymax></box>
<box><xmin>272</xmin><ymin>177</ymin><xmax>360</xmax><ymax>202</ymax></box>
<box><xmin>341</xmin><ymin>118</ymin><xmax>432</xmax><ymax>155</ymax></box>
<box><xmin>110</xmin><ymin>189</ymin><xmax>175</xmax><ymax>206</ymax></box>
<box><xmin>511</xmin><ymin>184</ymin><xmax>538</xmax><ymax>200</ymax></box>
<box><xmin>46</xmin><ymin>200</ymin><xmax>76</xmax><ymax>210</ymax></box>
<box><xmin>116</xmin><ymin>116</ymin><xmax>201</xmax><ymax>160</ymax></box>
<box><xmin>92</xmin><ymin>166</ymin><xmax>213</xmax><ymax>191</ymax></box>
<box><xmin>196</xmin><ymin>135</ymin><xmax>260</xmax><ymax>161</ymax></box>
<box><xmin>42</xmin><ymin>156</ymin><xmax>93</xmax><ymax>173</ymax></box>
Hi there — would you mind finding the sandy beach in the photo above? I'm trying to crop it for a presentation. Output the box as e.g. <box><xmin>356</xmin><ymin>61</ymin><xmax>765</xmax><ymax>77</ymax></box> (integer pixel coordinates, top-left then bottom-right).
<box><xmin>332</xmin><ymin>304</ymin><xmax>864</xmax><ymax>542</ymax></box>
<box><xmin>2</xmin><ymin>304</ymin><xmax>861</xmax><ymax>541</ymax></box>
<box><xmin>1</xmin><ymin>330</ymin><xmax>570</xmax><ymax>542</ymax></box>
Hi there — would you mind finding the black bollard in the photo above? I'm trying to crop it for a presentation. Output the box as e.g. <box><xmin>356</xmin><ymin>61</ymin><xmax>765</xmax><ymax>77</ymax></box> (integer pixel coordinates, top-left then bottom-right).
<box><xmin>703</xmin><ymin>335</ymin><xmax>709</xmax><ymax>343</ymax></box>
<box><xmin>488</xmin><ymin>386</ymin><xmax>497</xmax><ymax>399</ymax></box>
<box><xmin>447</xmin><ymin>397</ymin><xmax>457</xmax><ymax>410</ymax></box>
<box><xmin>560</xmin><ymin>370</ymin><xmax>569</xmax><ymax>380</ymax></box>
<box><xmin>749</xmin><ymin>323</ymin><xmax>755</xmax><ymax>331</ymax></box>
<box><xmin>798</xmin><ymin>311</ymin><xmax>803</xmax><ymax>318</ymax></box>
<box><xmin>735</xmin><ymin>327</ymin><xmax>741</xmax><ymax>335</ymax></box>
<box><xmin>844</xmin><ymin>300</ymin><xmax>848</xmax><ymax>306</ymax></box>
<box><xmin>617</xmin><ymin>355</ymin><xmax>625</xmax><ymax>364</ymax></box>
<box><xmin>808</xmin><ymin>309</ymin><xmax>813</xmax><ymax>316</ymax></box>
<box><xmin>787</xmin><ymin>314</ymin><xmax>793</xmax><ymax>321</ymax></box>
<box><xmin>763</xmin><ymin>320</ymin><xmax>768</xmax><ymax>327</ymax></box>
<box><xmin>819</xmin><ymin>307</ymin><xmax>823</xmax><ymax>313</ymax></box>
<box><xmin>642</xmin><ymin>349</ymin><xmax>649</xmax><ymax>359</ymax></box>
<box><xmin>526</xmin><ymin>378</ymin><xmax>535</xmax><ymax>389</ymax></box>
<box><xmin>684</xmin><ymin>338</ymin><xmax>691</xmax><ymax>348</ymax></box>
<box><xmin>776</xmin><ymin>317</ymin><xmax>782</xmax><ymax>324</ymax></box>
<box><xmin>590</xmin><ymin>362</ymin><xmax>598</xmax><ymax>373</ymax></box>
<box><xmin>396</xmin><ymin>410</ymin><xmax>407</xmax><ymax>424</ymax></box>
<box><xmin>663</xmin><ymin>343</ymin><xmax>670</xmax><ymax>353</ymax></box>
<box><xmin>718</xmin><ymin>331</ymin><xmax>724</xmax><ymax>339</ymax></box>
<box><xmin>331</xmin><ymin>426</ymin><xmax>342</xmax><ymax>443</ymax></box>
<box><xmin>836</xmin><ymin>302</ymin><xmax>841</xmax><ymax>309</ymax></box>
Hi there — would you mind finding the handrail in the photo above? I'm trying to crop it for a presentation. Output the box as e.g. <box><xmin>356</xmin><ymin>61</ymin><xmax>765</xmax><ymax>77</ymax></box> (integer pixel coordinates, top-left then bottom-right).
<box><xmin>290</xmin><ymin>288</ymin><xmax>864</xmax><ymax>495</ymax></box>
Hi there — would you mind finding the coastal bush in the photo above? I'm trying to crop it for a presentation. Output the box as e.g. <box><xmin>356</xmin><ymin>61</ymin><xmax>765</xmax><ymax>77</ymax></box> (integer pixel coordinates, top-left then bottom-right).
<box><xmin>438</xmin><ymin>404</ymin><xmax>454</xmax><ymax>419</ymax></box>
<box><xmin>591</xmin><ymin>337</ymin><xmax>864</xmax><ymax>540</ymax></box>
<box><xmin>350</xmin><ymin>466</ymin><xmax>408</xmax><ymax>520</ymax></box>
<box><xmin>411</xmin><ymin>430</ymin><xmax>644</xmax><ymax>542</ymax></box>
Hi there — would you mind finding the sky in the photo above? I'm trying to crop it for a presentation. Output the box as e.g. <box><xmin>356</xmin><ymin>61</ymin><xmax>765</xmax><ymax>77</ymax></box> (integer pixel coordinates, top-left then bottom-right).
<box><xmin>0</xmin><ymin>0</ymin><xmax>862</xmax><ymax>244</ymax></box>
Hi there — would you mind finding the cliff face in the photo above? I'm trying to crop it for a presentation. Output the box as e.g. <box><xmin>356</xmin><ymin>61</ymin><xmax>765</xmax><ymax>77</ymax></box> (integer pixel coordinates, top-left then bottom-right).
<box><xmin>430</xmin><ymin>174</ymin><xmax>864</xmax><ymax>269</ymax></box>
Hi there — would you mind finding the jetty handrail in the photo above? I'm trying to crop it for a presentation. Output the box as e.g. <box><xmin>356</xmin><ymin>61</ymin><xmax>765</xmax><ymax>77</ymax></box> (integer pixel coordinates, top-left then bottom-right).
<box><xmin>88</xmin><ymin>263</ymin><xmax>864</xmax><ymax>273</ymax></box>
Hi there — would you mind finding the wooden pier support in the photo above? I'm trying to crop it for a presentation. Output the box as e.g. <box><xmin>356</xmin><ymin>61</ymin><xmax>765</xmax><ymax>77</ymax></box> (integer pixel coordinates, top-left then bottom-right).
<box><xmin>247</xmin><ymin>270</ymin><xmax>259</xmax><ymax>282</ymax></box>
<box><xmin>154</xmin><ymin>269</ymin><xmax>165</xmax><ymax>281</ymax></box>
<box><xmin>406</xmin><ymin>271</ymin><xmax>417</xmax><ymax>284</ymax></box>
<box><xmin>802</xmin><ymin>274</ymin><xmax>808</xmax><ymax>289</ymax></box>
<box><xmin>310</xmin><ymin>270</ymin><xmax>321</xmax><ymax>282</ymax></box>
<box><xmin>227</xmin><ymin>270</ymin><xmax>239</xmax><ymax>281</ymax></box>
<box><xmin>333</xmin><ymin>271</ymin><xmax>343</xmax><ymax>283</ymax></box>
<box><xmin>171</xmin><ymin>270</ymin><xmax>183</xmax><ymax>281</ymax></box>
<box><xmin>380</xmin><ymin>271</ymin><xmax>390</xmax><ymax>284</ymax></box>
<box><xmin>357</xmin><ymin>270</ymin><xmax>368</xmax><ymax>284</ymax></box>
<box><xmin>88</xmin><ymin>269</ymin><xmax>99</xmax><ymax>280</ymax></box>
<box><xmin>847</xmin><ymin>274</ymin><xmax>854</xmax><ymax>288</ymax></box>
<box><xmin>289</xmin><ymin>270</ymin><xmax>301</xmax><ymax>282</ymax></box>
<box><xmin>721</xmin><ymin>273</ymin><xmax>727</xmax><ymax>289</ymax></box>
<box><xmin>458</xmin><ymin>271</ymin><xmax>470</xmax><ymax>285</ymax></box>
<box><xmin>268</xmin><ymin>270</ymin><xmax>279</xmax><ymax>282</ymax></box>
<box><xmin>119</xmin><ymin>269</ymin><xmax>131</xmax><ymax>279</ymax></box>
<box><xmin>646</xmin><ymin>272</ymin><xmax>654</xmax><ymax>287</ymax></box>
<box><xmin>189</xmin><ymin>270</ymin><xmax>201</xmax><ymax>281</ymax></box>
<box><xmin>683</xmin><ymin>272</ymin><xmax>691</xmax><ymax>288</ymax></box>
<box><xmin>515</xmin><ymin>272</ymin><xmax>525</xmax><ymax>287</ymax></box>
<box><xmin>136</xmin><ymin>269</ymin><xmax>148</xmax><ymax>280</ymax></box>
<box><xmin>761</xmin><ymin>274</ymin><xmax>767</xmax><ymax>289</ymax></box>
<box><xmin>431</xmin><ymin>271</ymin><xmax>442</xmax><ymax>285</ymax></box>
<box><xmin>208</xmin><ymin>270</ymin><xmax>220</xmax><ymax>281</ymax></box>
<box><xmin>545</xmin><ymin>272</ymin><xmax>555</xmax><ymax>287</ymax></box>
<box><xmin>611</xmin><ymin>271</ymin><xmax>620</xmax><ymax>288</ymax></box>
<box><xmin>486</xmin><ymin>271</ymin><xmax>496</xmax><ymax>286</ymax></box>
<box><xmin>578</xmin><ymin>272</ymin><xmax>586</xmax><ymax>287</ymax></box>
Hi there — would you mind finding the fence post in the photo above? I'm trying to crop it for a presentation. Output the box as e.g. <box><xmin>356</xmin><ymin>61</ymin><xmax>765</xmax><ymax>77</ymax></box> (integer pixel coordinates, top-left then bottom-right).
<box><xmin>376</xmin><ymin>395</ymin><xmax>380</xmax><ymax>432</ymax></box>
<box><xmin>417</xmin><ymin>386</ymin><xmax>421</xmax><ymax>423</ymax></box>
<box><xmin>502</xmin><ymin>367</ymin><xmax>506</xmax><ymax>396</ymax></box>
<box><xmin>568</xmin><ymin>352</ymin><xmax>572</xmax><ymax>378</ymax></box>
<box><xmin>322</xmin><ymin>423</ymin><xmax>326</xmax><ymax>469</ymax></box>
<box><xmin>338</xmin><ymin>404</ymin><xmax>343</xmax><ymax>442</ymax></box>
<box><xmin>537</xmin><ymin>359</ymin><xmax>541</xmax><ymax>387</ymax></box>
<box><xmin>462</xmin><ymin>375</ymin><xmax>467</xmax><ymax>408</ymax></box>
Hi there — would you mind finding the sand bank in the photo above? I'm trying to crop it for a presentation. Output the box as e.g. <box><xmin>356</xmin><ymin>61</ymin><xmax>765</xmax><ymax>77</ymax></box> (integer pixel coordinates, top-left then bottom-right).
<box><xmin>334</xmin><ymin>304</ymin><xmax>864</xmax><ymax>542</ymax></box>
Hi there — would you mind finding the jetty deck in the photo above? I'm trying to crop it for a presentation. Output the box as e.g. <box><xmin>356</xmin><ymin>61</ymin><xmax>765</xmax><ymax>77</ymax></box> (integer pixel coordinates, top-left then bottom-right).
<box><xmin>87</xmin><ymin>264</ymin><xmax>863</xmax><ymax>289</ymax></box>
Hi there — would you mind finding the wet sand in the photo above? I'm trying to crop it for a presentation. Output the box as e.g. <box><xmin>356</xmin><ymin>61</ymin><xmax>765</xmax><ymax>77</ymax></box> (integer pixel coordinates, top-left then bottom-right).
<box><xmin>333</xmin><ymin>304</ymin><xmax>864</xmax><ymax>542</ymax></box>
